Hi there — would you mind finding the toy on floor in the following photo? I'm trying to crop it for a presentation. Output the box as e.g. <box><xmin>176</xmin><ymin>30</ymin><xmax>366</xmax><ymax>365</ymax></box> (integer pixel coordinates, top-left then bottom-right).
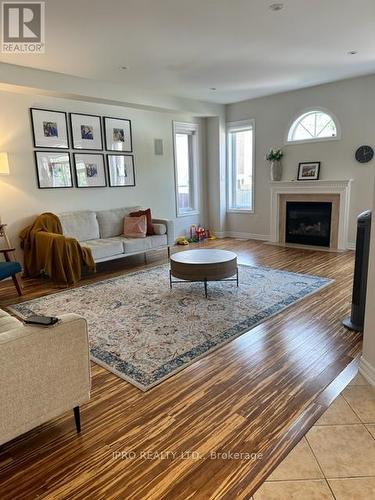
<box><xmin>188</xmin><ymin>224</ymin><xmax>214</xmax><ymax>243</ymax></box>
<box><xmin>176</xmin><ymin>236</ymin><xmax>189</xmax><ymax>245</ymax></box>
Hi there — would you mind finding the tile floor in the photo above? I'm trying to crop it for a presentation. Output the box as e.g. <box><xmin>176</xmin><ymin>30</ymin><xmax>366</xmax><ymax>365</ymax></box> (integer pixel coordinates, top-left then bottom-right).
<box><xmin>253</xmin><ymin>372</ymin><xmax>375</xmax><ymax>499</ymax></box>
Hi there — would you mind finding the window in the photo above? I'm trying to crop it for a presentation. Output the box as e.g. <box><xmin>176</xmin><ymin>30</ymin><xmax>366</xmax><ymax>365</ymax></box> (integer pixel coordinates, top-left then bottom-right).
<box><xmin>287</xmin><ymin>109</ymin><xmax>339</xmax><ymax>143</ymax></box>
<box><xmin>227</xmin><ymin>120</ymin><xmax>254</xmax><ymax>212</ymax></box>
<box><xmin>173</xmin><ymin>122</ymin><xmax>199</xmax><ymax>217</ymax></box>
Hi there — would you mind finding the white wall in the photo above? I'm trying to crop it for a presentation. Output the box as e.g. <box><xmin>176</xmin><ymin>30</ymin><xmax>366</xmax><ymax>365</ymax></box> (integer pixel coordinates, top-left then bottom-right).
<box><xmin>361</xmin><ymin>178</ymin><xmax>375</xmax><ymax>387</ymax></box>
<box><xmin>0</xmin><ymin>89</ymin><xmax>209</xmax><ymax>257</ymax></box>
<box><xmin>225</xmin><ymin>75</ymin><xmax>375</xmax><ymax>245</ymax></box>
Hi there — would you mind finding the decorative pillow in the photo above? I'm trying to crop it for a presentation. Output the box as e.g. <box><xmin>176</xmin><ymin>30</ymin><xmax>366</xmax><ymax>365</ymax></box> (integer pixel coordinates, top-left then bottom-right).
<box><xmin>153</xmin><ymin>223</ymin><xmax>167</xmax><ymax>235</ymax></box>
<box><xmin>129</xmin><ymin>208</ymin><xmax>155</xmax><ymax>235</ymax></box>
<box><xmin>123</xmin><ymin>215</ymin><xmax>147</xmax><ymax>238</ymax></box>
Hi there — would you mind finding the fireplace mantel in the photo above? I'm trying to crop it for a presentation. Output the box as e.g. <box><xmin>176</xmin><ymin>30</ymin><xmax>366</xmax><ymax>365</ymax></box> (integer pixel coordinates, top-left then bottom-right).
<box><xmin>270</xmin><ymin>180</ymin><xmax>353</xmax><ymax>250</ymax></box>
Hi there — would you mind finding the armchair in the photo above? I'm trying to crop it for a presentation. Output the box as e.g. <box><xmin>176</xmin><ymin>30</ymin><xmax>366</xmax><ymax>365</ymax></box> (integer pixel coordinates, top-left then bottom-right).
<box><xmin>0</xmin><ymin>311</ymin><xmax>91</xmax><ymax>445</ymax></box>
<box><xmin>0</xmin><ymin>248</ymin><xmax>22</xmax><ymax>295</ymax></box>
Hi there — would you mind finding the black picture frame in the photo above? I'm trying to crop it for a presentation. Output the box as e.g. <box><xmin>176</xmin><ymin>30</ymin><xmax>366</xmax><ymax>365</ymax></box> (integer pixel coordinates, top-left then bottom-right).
<box><xmin>30</xmin><ymin>108</ymin><xmax>69</xmax><ymax>149</ymax></box>
<box><xmin>69</xmin><ymin>112</ymin><xmax>103</xmax><ymax>150</ymax></box>
<box><xmin>34</xmin><ymin>151</ymin><xmax>73</xmax><ymax>189</ymax></box>
<box><xmin>73</xmin><ymin>153</ymin><xmax>107</xmax><ymax>188</ymax></box>
<box><xmin>106</xmin><ymin>154</ymin><xmax>136</xmax><ymax>187</ymax></box>
<box><xmin>103</xmin><ymin>116</ymin><xmax>133</xmax><ymax>152</ymax></box>
<box><xmin>297</xmin><ymin>162</ymin><xmax>321</xmax><ymax>181</ymax></box>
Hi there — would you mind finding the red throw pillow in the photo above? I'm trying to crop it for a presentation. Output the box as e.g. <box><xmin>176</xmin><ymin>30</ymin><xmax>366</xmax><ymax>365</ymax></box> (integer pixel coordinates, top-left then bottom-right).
<box><xmin>129</xmin><ymin>208</ymin><xmax>155</xmax><ymax>235</ymax></box>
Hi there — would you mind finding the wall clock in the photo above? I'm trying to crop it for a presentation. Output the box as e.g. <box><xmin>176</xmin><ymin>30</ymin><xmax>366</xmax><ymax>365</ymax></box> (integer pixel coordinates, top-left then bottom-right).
<box><xmin>355</xmin><ymin>145</ymin><xmax>374</xmax><ymax>163</ymax></box>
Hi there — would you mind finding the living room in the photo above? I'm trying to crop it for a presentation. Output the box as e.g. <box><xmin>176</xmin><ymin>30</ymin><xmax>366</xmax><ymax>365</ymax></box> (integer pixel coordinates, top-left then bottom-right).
<box><xmin>1</xmin><ymin>1</ymin><xmax>375</xmax><ymax>499</ymax></box>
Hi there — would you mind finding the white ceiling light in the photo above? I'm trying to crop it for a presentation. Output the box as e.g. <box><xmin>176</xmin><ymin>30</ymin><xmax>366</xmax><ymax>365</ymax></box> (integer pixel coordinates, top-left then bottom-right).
<box><xmin>209</xmin><ymin>87</ymin><xmax>217</xmax><ymax>91</ymax></box>
<box><xmin>347</xmin><ymin>50</ymin><xmax>358</xmax><ymax>55</ymax></box>
<box><xmin>120</xmin><ymin>65</ymin><xmax>128</xmax><ymax>70</ymax></box>
<box><xmin>269</xmin><ymin>3</ymin><xmax>284</xmax><ymax>11</ymax></box>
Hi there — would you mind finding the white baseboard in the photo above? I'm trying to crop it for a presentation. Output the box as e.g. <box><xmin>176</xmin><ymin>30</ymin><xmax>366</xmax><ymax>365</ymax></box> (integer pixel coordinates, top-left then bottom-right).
<box><xmin>225</xmin><ymin>231</ymin><xmax>271</xmax><ymax>241</ymax></box>
<box><xmin>216</xmin><ymin>231</ymin><xmax>356</xmax><ymax>249</ymax></box>
<box><xmin>359</xmin><ymin>356</ymin><xmax>375</xmax><ymax>388</ymax></box>
<box><xmin>215</xmin><ymin>231</ymin><xmax>270</xmax><ymax>241</ymax></box>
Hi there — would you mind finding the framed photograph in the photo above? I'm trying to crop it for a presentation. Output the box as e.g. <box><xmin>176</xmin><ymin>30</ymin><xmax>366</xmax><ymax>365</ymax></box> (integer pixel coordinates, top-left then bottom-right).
<box><xmin>104</xmin><ymin>116</ymin><xmax>132</xmax><ymax>152</ymax></box>
<box><xmin>107</xmin><ymin>154</ymin><xmax>135</xmax><ymax>187</ymax></box>
<box><xmin>34</xmin><ymin>151</ymin><xmax>73</xmax><ymax>189</ymax></box>
<box><xmin>70</xmin><ymin>113</ymin><xmax>103</xmax><ymax>150</ymax></box>
<box><xmin>73</xmin><ymin>153</ymin><xmax>106</xmax><ymax>188</ymax></box>
<box><xmin>30</xmin><ymin>108</ymin><xmax>69</xmax><ymax>149</ymax></box>
<box><xmin>297</xmin><ymin>162</ymin><xmax>321</xmax><ymax>181</ymax></box>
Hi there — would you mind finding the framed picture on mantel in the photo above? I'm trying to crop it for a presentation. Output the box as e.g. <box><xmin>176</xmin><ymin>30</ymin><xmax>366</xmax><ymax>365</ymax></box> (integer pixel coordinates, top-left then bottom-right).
<box><xmin>297</xmin><ymin>162</ymin><xmax>320</xmax><ymax>181</ymax></box>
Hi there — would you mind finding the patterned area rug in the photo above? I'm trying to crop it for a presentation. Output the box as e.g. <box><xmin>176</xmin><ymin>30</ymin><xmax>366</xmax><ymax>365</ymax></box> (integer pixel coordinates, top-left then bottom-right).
<box><xmin>9</xmin><ymin>264</ymin><xmax>332</xmax><ymax>391</ymax></box>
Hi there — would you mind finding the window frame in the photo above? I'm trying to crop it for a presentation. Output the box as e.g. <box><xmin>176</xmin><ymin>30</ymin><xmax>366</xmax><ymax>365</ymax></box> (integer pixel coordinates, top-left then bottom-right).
<box><xmin>285</xmin><ymin>107</ymin><xmax>341</xmax><ymax>145</ymax></box>
<box><xmin>173</xmin><ymin>121</ymin><xmax>200</xmax><ymax>218</ymax></box>
<box><xmin>226</xmin><ymin>119</ymin><xmax>255</xmax><ymax>214</ymax></box>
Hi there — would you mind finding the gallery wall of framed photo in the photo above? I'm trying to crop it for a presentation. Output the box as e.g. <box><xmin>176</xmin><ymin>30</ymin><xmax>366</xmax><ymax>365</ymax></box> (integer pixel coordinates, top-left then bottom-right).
<box><xmin>30</xmin><ymin>108</ymin><xmax>136</xmax><ymax>189</ymax></box>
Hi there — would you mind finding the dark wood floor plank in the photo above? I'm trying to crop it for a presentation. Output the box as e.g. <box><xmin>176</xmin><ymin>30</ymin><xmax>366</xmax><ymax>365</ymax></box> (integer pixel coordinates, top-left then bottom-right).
<box><xmin>0</xmin><ymin>239</ymin><xmax>361</xmax><ymax>499</ymax></box>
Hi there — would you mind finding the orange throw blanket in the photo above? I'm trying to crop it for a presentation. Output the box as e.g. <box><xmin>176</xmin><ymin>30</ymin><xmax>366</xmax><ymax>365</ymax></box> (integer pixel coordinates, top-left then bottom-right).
<box><xmin>19</xmin><ymin>212</ymin><xmax>96</xmax><ymax>285</ymax></box>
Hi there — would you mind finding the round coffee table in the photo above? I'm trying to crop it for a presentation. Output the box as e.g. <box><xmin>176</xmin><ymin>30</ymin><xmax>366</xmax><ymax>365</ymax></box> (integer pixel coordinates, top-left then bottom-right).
<box><xmin>169</xmin><ymin>249</ymin><xmax>238</xmax><ymax>297</ymax></box>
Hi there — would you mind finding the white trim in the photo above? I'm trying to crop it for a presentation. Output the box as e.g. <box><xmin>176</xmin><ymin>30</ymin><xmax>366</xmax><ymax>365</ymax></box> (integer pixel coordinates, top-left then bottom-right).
<box><xmin>226</xmin><ymin>119</ymin><xmax>254</xmax><ymax>131</ymax></box>
<box><xmin>216</xmin><ymin>231</ymin><xmax>270</xmax><ymax>241</ymax></box>
<box><xmin>215</xmin><ymin>231</ymin><xmax>226</xmax><ymax>238</ymax></box>
<box><xmin>269</xmin><ymin>179</ymin><xmax>353</xmax><ymax>250</ymax></box>
<box><xmin>226</xmin><ymin>118</ymin><xmax>255</xmax><ymax>213</ymax></box>
<box><xmin>285</xmin><ymin>136</ymin><xmax>341</xmax><ymax>146</ymax></box>
<box><xmin>173</xmin><ymin>121</ymin><xmax>200</xmax><ymax>219</ymax></box>
<box><xmin>227</xmin><ymin>209</ymin><xmax>255</xmax><ymax>214</ymax></box>
<box><xmin>285</xmin><ymin>106</ymin><xmax>341</xmax><ymax>145</ymax></box>
<box><xmin>175</xmin><ymin>210</ymin><xmax>200</xmax><ymax>218</ymax></box>
<box><xmin>216</xmin><ymin>230</ymin><xmax>354</xmax><ymax>249</ymax></box>
<box><xmin>359</xmin><ymin>356</ymin><xmax>375</xmax><ymax>388</ymax></box>
<box><xmin>226</xmin><ymin>232</ymin><xmax>270</xmax><ymax>241</ymax></box>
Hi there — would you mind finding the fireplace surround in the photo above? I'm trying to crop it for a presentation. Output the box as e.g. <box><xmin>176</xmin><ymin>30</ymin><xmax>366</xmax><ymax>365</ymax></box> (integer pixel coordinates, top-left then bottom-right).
<box><xmin>270</xmin><ymin>180</ymin><xmax>352</xmax><ymax>250</ymax></box>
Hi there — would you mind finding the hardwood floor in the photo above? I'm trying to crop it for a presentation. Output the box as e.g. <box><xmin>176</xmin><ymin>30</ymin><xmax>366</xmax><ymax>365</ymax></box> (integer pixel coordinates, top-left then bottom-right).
<box><xmin>0</xmin><ymin>239</ymin><xmax>362</xmax><ymax>499</ymax></box>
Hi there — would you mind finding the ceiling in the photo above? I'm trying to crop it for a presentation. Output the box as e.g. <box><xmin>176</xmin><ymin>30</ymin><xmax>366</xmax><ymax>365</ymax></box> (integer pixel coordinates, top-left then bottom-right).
<box><xmin>2</xmin><ymin>0</ymin><xmax>375</xmax><ymax>104</ymax></box>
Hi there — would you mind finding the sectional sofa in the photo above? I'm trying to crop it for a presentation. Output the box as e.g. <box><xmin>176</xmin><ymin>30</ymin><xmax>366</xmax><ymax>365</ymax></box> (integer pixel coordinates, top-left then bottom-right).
<box><xmin>58</xmin><ymin>206</ymin><xmax>174</xmax><ymax>263</ymax></box>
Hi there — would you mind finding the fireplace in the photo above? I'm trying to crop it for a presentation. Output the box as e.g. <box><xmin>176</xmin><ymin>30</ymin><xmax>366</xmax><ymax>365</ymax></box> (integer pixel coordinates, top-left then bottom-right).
<box><xmin>285</xmin><ymin>201</ymin><xmax>332</xmax><ymax>247</ymax></box>
<box><xmin>270</xmin><ymin>181</ymin><xmax>352</xmax><ymax>250</ymax></box>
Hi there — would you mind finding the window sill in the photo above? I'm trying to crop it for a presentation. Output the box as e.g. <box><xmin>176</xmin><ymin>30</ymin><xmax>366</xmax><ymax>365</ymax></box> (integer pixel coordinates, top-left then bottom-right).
<box><xmin>177</xmin><ymin>210</ymin><xmax>200</xmax><ymax>218</ymax></box>
<box><xmin>227</xmin><ymin>209</ymin><xmax>254</xmax><ymax>214</ymax></box>
<box><xmin>285</xmin><ymin>136</ymin><xmax>340</xmax><ymax>146</ymax></box>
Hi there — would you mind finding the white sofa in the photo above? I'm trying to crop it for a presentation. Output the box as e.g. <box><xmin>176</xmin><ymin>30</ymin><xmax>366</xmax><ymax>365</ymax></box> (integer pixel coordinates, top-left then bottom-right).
<box><xmin>0</xmin><ymin>310</ymin><xmax>90</xmax><ymax>445</ymax></box>
<box><xmin>58</xmin><ymin>207</ymin><xmax>174</xmax><ymax>263</ymax></box>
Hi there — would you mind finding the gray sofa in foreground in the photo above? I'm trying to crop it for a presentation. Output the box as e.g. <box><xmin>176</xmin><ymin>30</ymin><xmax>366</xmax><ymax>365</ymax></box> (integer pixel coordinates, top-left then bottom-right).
<box><xmin>58</xmin><ymin>207</ymin><xmax>174</xmax><ymax>263</ymax></box>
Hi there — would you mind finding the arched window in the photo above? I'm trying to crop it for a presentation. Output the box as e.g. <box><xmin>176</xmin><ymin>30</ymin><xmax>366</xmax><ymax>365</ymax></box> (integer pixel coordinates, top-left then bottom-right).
<box><xmin>287</xmin><ymin>109</ymin><xmax>339</xmax><ymax>143</ymax></box>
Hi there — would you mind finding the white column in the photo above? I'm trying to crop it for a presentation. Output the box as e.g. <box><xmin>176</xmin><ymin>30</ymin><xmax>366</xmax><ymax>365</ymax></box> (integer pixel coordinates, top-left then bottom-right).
<box><xmin>360</xmin><ymin>177</ymin><xmax>375</xmax><ymax>387</ymax></box>
<box><xmin>206</xmin><ymin>116</ymin><xmax>226</xmax><ymax>236</ymax></box>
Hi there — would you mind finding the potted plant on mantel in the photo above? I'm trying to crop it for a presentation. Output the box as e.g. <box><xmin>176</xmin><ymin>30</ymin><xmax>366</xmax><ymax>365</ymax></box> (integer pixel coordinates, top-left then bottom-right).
<box><xmin>266</xmin><ymin>148</ymin><xmax>284</xmax><ymax>181</ymax></box>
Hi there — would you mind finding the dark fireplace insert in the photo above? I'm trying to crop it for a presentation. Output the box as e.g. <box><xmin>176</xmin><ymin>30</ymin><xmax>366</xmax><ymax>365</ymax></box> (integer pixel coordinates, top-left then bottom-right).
<box><xmin>285</xmin><ymin>201</ymin><xmax>332</xmax><ymax>247</ymax></box>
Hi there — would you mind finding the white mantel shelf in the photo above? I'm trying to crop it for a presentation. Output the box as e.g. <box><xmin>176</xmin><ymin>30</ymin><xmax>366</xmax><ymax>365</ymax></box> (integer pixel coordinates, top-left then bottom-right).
<box><xmin>270</xmin><ymin>179</ymin><xmax>353</xmax><ymax>250</ymax></box>
<box><xmin>269</xmin><ymin>179</ymin><xmax>353</xmax><ymax>189</ymax></box>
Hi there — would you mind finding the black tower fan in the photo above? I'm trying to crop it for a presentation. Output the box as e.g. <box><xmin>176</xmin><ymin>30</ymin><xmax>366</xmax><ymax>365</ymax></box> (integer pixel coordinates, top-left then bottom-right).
<box><xmin>343</xmin><ymin>210</ymin><xmax>372</xmax><ymax>331</ymax></box>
